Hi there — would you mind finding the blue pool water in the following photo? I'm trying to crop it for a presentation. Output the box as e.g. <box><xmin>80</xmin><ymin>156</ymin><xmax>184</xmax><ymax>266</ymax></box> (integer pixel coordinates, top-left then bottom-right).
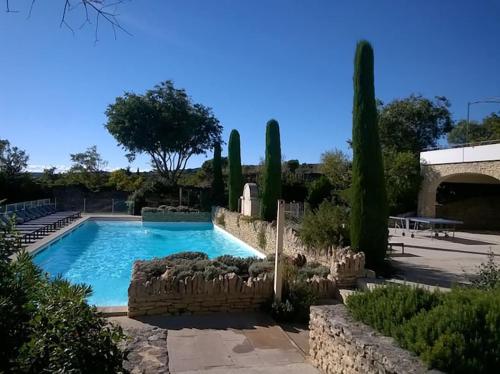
<box><xmin>34</xmin><ymin>220</ymin><xmax>263</xmax><ymax>306</ymax></box>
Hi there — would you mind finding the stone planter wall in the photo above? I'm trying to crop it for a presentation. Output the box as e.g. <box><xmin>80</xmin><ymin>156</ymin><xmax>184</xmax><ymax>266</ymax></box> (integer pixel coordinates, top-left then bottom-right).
<box><xmin>128</xmin><ymin>263</ymin><xmax>274</xmax><ymax>317</ymax></box>
<box><xmin>213</xmin><ymin>207</ymin><xmax>365</xmax><ymax>287</ymax></box>
<box><xmin>309</xmin><ymin>304</ymin><xmax>435</xmax><ymax>374</ymax></box>
<box><xmin>142</xmin><ymin>211</ymin><xmax>211</xmax><ymax>222</ymax></box>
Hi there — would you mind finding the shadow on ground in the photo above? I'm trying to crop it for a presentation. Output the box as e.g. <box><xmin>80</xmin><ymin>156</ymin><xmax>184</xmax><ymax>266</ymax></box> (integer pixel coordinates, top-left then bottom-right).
<box><xmin>390</xmin><ymin>259</ymin><xmax>471</xmax><ymax>288</ymax></box>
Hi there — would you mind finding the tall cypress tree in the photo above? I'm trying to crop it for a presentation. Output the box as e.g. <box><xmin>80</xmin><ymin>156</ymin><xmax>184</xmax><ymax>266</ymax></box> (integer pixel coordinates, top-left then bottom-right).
<box><xmin>211</xmin><ymin>142</ymin><xmax>225</xmax><ymax>207</ymax></box>
<box><xmin>261</xmin><ymin>119</ymin><xmax>282</xmax><ymax>221</ymax></box>
<box><xmin>228</xmin><ymin>130</ymin><xmax>243</xmax><ymax>211</ymax></box>
<box><xmin>350</xmin><ymin>41</ymin><xmax>388</xmax><ymax>271</ymax></box>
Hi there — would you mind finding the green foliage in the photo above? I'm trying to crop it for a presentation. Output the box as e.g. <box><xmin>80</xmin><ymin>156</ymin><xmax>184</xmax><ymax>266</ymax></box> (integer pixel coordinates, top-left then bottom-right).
<box><xmin>70</xmin><ymin>145</ymin><xmax>108</xmax><ymax>173</ymax></box>
<box><xmin>468</xmin><ymin>249</ymin><xmax>500</xmax><ymax>290</ymax></box>
<box><xmin>16</xmin><ymin>279</ymin><xmax>125</xmax><ymax>373</ymax></box>
<box><xmin>347</xmin><ymin>285</ymin><xmax>500</xmax><ymax>373</ymax></box>
<box><xmin>320</xmin><ymin>149</ymin><xmax>351</xmax><ymax>191</ymax></box>
<box><xmin>350</xmin><ymin>41</ymin><xmax>388</xmax><ymax>271</ymax></box>
<box><xmin>216</xmin><ymin>255</ymin><xmax>258</xmax><ymax>275</ymax></box>
<box><xmin>400</xmin><ymin>288</ymin><xmax>500</xmax><ymax>373</ymax></box>
<box><xmin>378</xmin><ymin>95</ymin><xmax>453</xmax><ymax>153</ymax></box>
<box><xmin>106</xmin><ymin>80</ymin><xmax>223</xmax><ymax>185</ymax></box>
<box><xmin>211</xmin><ymin>142</ymin><xmax>225</xmax><ymax>206</ymax></box>
<box><xmin>447</xmin><ymin>113</ymin><xmax>500</xmax><ymax>145</ymax></box>
<box><xmin>286</xmin><ymin>159</ymin><xmax>300</xmax><ymax>174</ymax></box>
<box><xmin>248</xmin><ymin>260</ymin><xmax>274</xmax><ymax>278</ymax></box>
<box><xmin>261</xmin><ymin>119</ymin><xmax>282</xmax><ymax>221</ymax></box>
<box><xmin>0</xmin><ymin>223</ymin><xmax>125</xmax><ymax>373</ymax></box>
<box><xmin>306</xmin><ymin>176</ymin><xmax>333</xmax><ymax>209</ymax></box>
<box><xmin>347</xmin><ymin>285</ymin><xmax>442</xmax><ymax>337</ymax></box>
<box><xmin>383</xmin><ymin>150</ymin><xmax>422</xmax><ymax>214</ymax></box>
<box><xmin>228</xmin><ymin>130</ymin><xmax>243</xmax><ymax>211</ymax></box>
<box><xmin>297</xmin><ymin>262</ymin><xmax>330</xmax><ymax>280</ymax></box>
<box><xmin>0</xmin><ymin>139</ymin><xmax>29</xmax><ymax>177</ymax></box>
<box><xmin>300</xmin><ymin>201</ymin><xmax>350</xmax><ymax>251</ymax></box>
<box><xmin>107</xmin><ymin>168</ymin><xmax>145</xmax><ymax>192</ymax></box>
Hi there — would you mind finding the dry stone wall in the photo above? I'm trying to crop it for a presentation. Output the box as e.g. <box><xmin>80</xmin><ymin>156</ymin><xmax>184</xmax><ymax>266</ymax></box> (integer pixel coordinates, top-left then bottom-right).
<box><xmin>213</xmin><ymin>207</ymin><xmax>364</xmax><ymax>287</ymax></box>
<box><xmin>309</xmin><ymin>304</ymin><xmax>437</xmax><ymax>374</ymax></box>
<box><xmin>128</xmin><ymin>263</ymin><xmax>274</xmax><ymax>317</ymax></box>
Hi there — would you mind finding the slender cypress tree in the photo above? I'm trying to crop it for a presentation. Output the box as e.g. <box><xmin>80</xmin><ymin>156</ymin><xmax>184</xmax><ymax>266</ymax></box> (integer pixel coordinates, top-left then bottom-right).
<box><xmin>228</xmin><ymin>130</ymin><xmax>243</xmax><ymax>211</ymax></box>
<box><xmin>260</xmin><ymin>119</ymin><xmax>282</xmax><ymax>221</ymax></box>
<box><xmin>350</xmin><ymin>41</ymin><xmax>388</xmax><ymax>271</ymax></box>
<box><xmin>211</xmin><ymin>142</ymin><xmax>225</xmax><ymax>207</ymax></box>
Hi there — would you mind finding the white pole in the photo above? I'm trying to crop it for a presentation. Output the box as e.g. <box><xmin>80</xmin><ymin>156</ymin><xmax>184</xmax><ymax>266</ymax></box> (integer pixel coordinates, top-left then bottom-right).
<box><xmin>274</xmin><ymin>199</ymin><xmax>285</xmax><ymax>302</ymax></box>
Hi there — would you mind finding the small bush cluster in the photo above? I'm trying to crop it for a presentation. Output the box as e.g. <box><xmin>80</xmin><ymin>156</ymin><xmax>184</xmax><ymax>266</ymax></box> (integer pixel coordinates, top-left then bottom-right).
<box><xmin>138</xmin><ymin>252</ymin><xmax>269</xmax><ymax>281</ymax></box>
<box><xmin>347</xmin><ymin>285</ymin><xmax>500</xmax><ymax>373</ymax></box>
<box><xmin>300</xmin><ymin>201</ymin><xmax>350</xmax><ymax>251</ymax></box>
<box><xmin>142</xmin><ymin>205</ymin><xmax>199</xmax><ymax>214</ymax></box>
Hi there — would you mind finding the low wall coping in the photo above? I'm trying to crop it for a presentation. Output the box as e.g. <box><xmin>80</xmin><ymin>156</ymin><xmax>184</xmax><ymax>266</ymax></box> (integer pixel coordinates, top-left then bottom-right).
<box><xmin>310</xmin><ymin>304</ymin><xmax>441</xmax><ymax>374</ymax></box>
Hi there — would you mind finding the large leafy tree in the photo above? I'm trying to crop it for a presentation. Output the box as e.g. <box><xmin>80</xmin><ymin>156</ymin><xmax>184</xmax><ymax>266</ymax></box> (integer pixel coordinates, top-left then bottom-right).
<box><xmin>447</xmin><ymin>113</ymin><xmax>500</xmax><ymax>145</ymax></box>
<box><xmin>228</xmin><ymin>130</ymin><xmax>243</xmax><ymax>211</ymax></box>
<box><xmin>0</xmin><ymin>139</ymin><xmax>29</xmax><ymax>177</ymax></box>
<box><xmin>260</xmin><ymin>119</ymin><xmax>282</xmax><ymax>221</ymax></box>
<box><xmin>106</xmin><ymin>80</ymin><xmax>223</xmax><ymax>186</ymax></box>
<box><xmin>378</xmin><ymin>95</ymin><xmax>453</xmax><ymax>153</ymax></box>
<box><xmin>70</xmin><ymin>145</ymin><xmax>108</xmax><ymax>173</ymax></box>
<box><xmin>350</xmin><ymin>41</ymin><xmax>388</xmax><ymax>271</ymax></box>
<box><xmin>320</xmin><ymin>149</ymin><xmax>351</xmax><ymax>191</ymax></box>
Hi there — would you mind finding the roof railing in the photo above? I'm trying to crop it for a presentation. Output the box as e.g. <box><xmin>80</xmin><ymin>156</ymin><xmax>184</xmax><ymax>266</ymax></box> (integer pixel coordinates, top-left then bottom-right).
<box><xmin>423</xmin><ymin>139</ymin><xmax>500</xmax><ymax>152</ymax></box>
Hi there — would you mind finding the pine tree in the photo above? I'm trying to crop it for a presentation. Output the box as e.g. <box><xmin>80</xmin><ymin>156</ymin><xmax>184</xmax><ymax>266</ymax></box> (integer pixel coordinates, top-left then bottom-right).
<box><xmin>350</xmin><ymin>41</ymin><xmax>388</xmax><ymax>271</ymax></box>
<box><xmin>260</xmin><ymin>119</ymin><xmax>282</xmax><ymax>221</ymax></box>
<box><xmin>211</xmin><ymin>142</ymin><xmax>225</xmax><ymax>207</ymax></box>
<box><xmin>228</xmin><ymin>130</ymin><xmax>243</xmax><ymax>211</ymax></box>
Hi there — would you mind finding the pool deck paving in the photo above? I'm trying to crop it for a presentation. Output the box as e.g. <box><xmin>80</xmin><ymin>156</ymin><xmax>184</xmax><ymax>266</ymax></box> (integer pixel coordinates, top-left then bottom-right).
<box><xmin>389</xmin><ymin>229</ymin><xmax>500</xmax><ymax>287</ymax></box>
<box><xmin>110</xmin><ymin>312</ymin><xmax>318</xmax><ymax>374</ymax></box>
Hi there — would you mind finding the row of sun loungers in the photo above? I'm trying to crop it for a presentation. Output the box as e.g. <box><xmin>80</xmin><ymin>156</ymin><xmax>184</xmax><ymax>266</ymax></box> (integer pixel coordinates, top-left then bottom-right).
<box><xmin>0</xmin><ymin>205</ymin><xmax>81</xmax><ymax>244</ymax></box>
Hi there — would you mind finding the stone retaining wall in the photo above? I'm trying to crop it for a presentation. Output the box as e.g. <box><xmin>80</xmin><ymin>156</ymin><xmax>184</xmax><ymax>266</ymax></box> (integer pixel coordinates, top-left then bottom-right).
<box><xmin>128</xmin><ymin>264</ymin><xmax>274</xmax><ymax>317</ymax></box>
<box><xmin>309</xmin><ymin>304</ymin><xmax>435</xmax><ymax>374</ymax></box>
<box><xmin>213</xmin><ymin>207</ymin><xmax>365</xmax><ymax>287</ymax></box>
<box><xmin>142</xmin><ymin>211</ymin><xmax>211</xmax><ymax>222</ymax></box>
<box><xmin>213</xmin><ymin>207</ymin><xmax>327</xmax><ymax>263</ymax></box>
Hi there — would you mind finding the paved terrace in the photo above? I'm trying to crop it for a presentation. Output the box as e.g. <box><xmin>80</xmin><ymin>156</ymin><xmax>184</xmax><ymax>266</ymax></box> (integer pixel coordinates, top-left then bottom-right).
<box><xmin>389</xmin><ymin>228</ymin><xmax>500</xmax><ymax>287</ymax></box>
<box><xmin>111</xmin><ymin>313</ymin><xmax>318</xmax><ymax>374</ymax></box>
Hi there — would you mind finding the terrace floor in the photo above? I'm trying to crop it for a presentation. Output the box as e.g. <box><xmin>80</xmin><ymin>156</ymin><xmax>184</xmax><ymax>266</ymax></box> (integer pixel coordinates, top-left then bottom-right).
<box><xmin>110</xmin><ymin>313</ymin><xmax>318</xmax><ymax>374</ymax></box>
<box><xmin>388</xmin><ymin>228</ymin><xmax>500</xmax><ymax>287</ymax></box>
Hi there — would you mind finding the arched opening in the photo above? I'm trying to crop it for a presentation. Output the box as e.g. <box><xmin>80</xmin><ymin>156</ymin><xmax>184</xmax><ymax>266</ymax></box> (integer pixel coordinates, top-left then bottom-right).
<box><xmin>436</xmin><ymin>173</ymin><xmax>500</xmax><ymax>229</ymax></box>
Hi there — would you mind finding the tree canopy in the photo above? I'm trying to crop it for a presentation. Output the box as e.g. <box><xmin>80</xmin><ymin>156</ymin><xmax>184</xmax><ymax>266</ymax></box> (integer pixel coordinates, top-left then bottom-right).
<box><xmin>105</xmin><ymin>80</ymin><xmax>223</xmax><ymax>186</ymax></box>
<box><xmin>447</xmin><ymin>113</ymin><xmax>500</xmax><ymax>145</ymax></box>
<box><xmin>0</xmin><ymin>139</ymin><xmax>28</xmax><ymax>177</ymax></box>
<box><xmin>378</xmin><ymin>95</ymin><xmax>453</xmax><ymax>153</ymax></box>
<box><xmin>70</xmin><ymin>145</ymin><xmax>108</xmax><ymax>173</ymax></box>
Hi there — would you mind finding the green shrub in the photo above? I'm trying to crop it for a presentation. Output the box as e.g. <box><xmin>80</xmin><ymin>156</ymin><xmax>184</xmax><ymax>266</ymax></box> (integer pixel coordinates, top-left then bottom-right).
<box><xmin>347</xmin><ymin>285</ymin><xmax>442</xmax><ymax>337</ymax></box>
<box><xmin>0</xmin><ymin>224</ymin><xmax>126</xmax><ymax>373</ymax></box>
<box><xmin>347</xmin><ymin>285</ymin><xmax>500</xmax><ymax>373</ymax></box>
<box><xmin>306</xmin><ymin>176</ymin><xmax>332</xmax><ymax>209</ymax></box>
<box><xmin>469</xmin><ymin>249</ymin><xmax>500</xmax><ymax>290</ymax></box>
<box><xmin>216</xmin><ymin>255</ymin><xmax>258</xmax><ymax>275</ymax></box>
<box><xmin>300</xmin><ymin>201</ymin><xmax>350</xmax><ymax>251</ymax></box>
<box><xmin>400</xmin><ymin>288</ymin><xmax>500</xmax><ymax>373</ymax></box>
<box><xmin>297</xmin><ymin>262</ymin><xmax>330</xmax><ymax>281</ymax></box>
<box><xmin>248</xmin><ymin>261</ymin><xmax>274</xmax><ymax>277</ymax></box>
<box><xmin>16</xmin><ymin>279</ymin><xmax>125</xmax><ymax>373</ymax></box>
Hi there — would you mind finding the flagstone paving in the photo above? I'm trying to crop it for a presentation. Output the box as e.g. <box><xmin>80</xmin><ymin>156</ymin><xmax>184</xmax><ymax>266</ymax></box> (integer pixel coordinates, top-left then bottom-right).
<box><xmin>110</xmin><ymin>312</ymin><xmax>318</xmax><ymax>374</ymax></box>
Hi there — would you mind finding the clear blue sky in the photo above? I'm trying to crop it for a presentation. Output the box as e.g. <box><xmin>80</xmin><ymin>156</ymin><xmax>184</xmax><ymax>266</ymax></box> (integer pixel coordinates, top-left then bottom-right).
<box><xmin>1</xmin><ymin>0</ymin><xmax>499</xmax><ymax>172</ymax></box>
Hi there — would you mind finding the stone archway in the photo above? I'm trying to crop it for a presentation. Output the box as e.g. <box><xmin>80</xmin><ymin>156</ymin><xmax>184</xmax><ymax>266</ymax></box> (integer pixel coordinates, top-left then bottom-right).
<box><xmin>418</xmin><ymin>160</ymin><xmax>500</xmax><ymax>217</ymax></box>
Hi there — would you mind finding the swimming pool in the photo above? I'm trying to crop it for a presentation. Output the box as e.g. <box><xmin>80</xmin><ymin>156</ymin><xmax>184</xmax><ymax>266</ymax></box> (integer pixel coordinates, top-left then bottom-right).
<box><xmin>34</xmin><ymin>220</ymin><xmax>263</xmax><ymax>306</ymax></box>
